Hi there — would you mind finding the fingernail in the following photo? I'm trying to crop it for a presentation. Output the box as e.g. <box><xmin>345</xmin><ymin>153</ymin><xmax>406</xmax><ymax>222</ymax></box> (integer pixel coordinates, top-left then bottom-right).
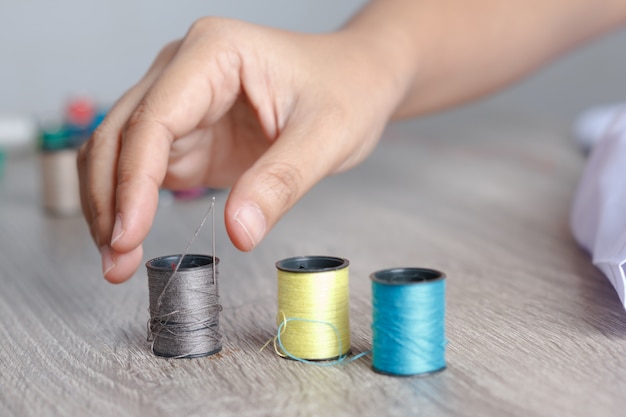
<box><xmin>234</xmin><ymin>204</ymin><xmax>266</xmax><ymax>248</ymax></box>
<box><xmin>100</xmin><ymin>246</ymin><xmax>116</xmax><ymax>277</ymax></box>
<box><xmin>111</xmin><ymin>214</ymin><xmax>124</xmax><ymax>246</ymax></box>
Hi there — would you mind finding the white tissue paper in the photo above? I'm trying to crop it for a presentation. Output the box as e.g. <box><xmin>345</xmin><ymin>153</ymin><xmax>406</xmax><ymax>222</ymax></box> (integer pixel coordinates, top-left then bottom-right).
<box><xmin>571</xmin><ymin>104</ymin><xmax>626</xmax><ymax>308</ymax></box>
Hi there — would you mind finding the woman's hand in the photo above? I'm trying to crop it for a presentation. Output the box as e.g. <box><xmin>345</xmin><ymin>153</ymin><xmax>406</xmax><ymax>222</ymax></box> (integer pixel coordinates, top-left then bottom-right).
<box><xmin>77</xmin><ymin>17</ymin><xmax>406</xmax><ymax>283</ymax></box>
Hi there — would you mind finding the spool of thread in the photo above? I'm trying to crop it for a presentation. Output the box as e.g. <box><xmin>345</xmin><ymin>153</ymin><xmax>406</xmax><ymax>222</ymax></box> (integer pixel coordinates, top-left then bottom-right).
<box><xmin>39</xmin><ymin>125</ymin><xmax>81</xmax><ymax>216</ymax></box>
<box><xmin>275</xmin><ymin>256</ymin><xmax>351</xmax><ymax>361</ymax></box>
<box><xmin>146</xmin><ymin>254</ymin><xmax>222</xmax><ymax>358</ymax></box>
<box><xmin>370</xmin><ymin>267</ymin><xmax>447</xmax><ymax>376</ymax></box>
<box><xmin>64</xmin><ymin>97</ymin><xmax>98</xmax><ymax>148</ymax></box>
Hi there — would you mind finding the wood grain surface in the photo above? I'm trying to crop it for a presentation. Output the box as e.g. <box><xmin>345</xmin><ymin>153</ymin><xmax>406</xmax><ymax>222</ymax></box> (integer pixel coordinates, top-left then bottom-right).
<box><xmin>1</xmin><ymin>110</ymin><xmax>625</xmax><ymax>417</ymax></box>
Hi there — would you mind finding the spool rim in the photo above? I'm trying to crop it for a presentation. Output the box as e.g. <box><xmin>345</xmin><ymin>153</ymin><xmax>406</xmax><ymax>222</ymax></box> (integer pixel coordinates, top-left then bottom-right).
<box><xmin>276</xmin><ymin>255</ymin><xmax>349</xmax><ymax>273</ymax></box>
<box><xmin>146</xmin><ymin>254</ymin><xmax>219</xmax><ymax>271</ymax></box>
<box><xmin>370</xmin><ymin>267</ymin><xmax>445</xmax><ymax>285</ymax></box>
<box><xmin>372</xmin><ymin>364</ymin><xmax>447</xmax><ymax>378</ymax></box>
<box><xmin>281</xmin><ymin>348</ymin><xmax>353</xmax><ymax>362</ymax></box>
<box><xmin>153</xmin><ymin>346</ymin><xmax>222</xmax><ymax>359</ymax></box>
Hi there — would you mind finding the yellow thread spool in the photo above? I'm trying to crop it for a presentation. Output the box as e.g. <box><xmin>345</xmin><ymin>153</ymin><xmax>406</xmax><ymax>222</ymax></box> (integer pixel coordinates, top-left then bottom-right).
<box><xmin>275</xmin><ymin>256</ymin><xmax>351</xmax><ymax>360</ymax></box>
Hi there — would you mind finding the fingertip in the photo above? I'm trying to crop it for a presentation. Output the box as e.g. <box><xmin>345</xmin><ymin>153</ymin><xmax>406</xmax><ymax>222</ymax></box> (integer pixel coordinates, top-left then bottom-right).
<box><xmin>101</xmin><ymin>245</ymin><xmax>144</xmax><ymax>284</ymax></box>
<box><xmin>225</xmin><ymin>201</ymin><xmax>267</xmax><ymax>251</ymax></box>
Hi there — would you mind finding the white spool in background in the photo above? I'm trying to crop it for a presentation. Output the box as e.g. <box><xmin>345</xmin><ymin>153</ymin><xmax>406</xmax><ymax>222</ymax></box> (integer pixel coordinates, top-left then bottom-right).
<box><xmin>0</xmin><ymin>115</ymin><xmax>37</xmax><ymax>150</ymax></box>
<box><xmin>40</xmin><ymin>149</ymin><xmax>81</xmax><ymax>216</ymax></box>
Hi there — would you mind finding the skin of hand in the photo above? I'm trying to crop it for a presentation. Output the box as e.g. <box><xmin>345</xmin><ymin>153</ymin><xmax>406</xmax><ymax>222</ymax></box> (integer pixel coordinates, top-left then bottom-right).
<box><xmin>79</xmin><ymin>0</ymin><xmax>626</xmax><ymax>283</ymax></box>
<box><xmin>77</xmin><ymin>17</ymin><xmax>408</xmax><ymax>283</ymax></box>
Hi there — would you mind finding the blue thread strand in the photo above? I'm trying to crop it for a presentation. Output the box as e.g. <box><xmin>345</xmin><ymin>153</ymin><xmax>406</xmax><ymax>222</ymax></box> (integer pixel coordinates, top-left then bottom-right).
<box><xmin>371</xmin><ymin>277</ymin><xmax>447</xmax><ymax>376</ymax></box>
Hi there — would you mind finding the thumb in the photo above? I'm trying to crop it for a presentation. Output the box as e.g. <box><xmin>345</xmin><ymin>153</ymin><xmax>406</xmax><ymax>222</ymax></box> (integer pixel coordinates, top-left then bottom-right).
<box><xmin>224</xmin><ymin>116</ymin><xmax>350</xmax><ymax>251</ymax></box>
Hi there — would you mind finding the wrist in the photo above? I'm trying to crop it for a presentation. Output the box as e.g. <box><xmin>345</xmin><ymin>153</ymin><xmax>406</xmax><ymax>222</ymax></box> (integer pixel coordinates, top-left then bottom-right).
<box><xmin>337</xmin><ymin>4</ymin><xmax>421</xmax><ymax>121</ymax></box>
<box><xmin>329</xmin><ymin>26</ymin><xmax>417</xmax><ymax>123</ymax></box>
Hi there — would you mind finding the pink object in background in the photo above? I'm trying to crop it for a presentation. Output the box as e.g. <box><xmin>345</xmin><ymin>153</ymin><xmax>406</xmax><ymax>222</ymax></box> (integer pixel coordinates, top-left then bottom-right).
<box><xmin>172</xmin><ymin>187</ymin><xmax>211</xmax><ymax>201</ymax></box>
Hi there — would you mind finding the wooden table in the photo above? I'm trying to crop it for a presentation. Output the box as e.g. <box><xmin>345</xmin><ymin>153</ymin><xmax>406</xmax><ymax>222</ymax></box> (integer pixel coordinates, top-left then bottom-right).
<box><xmin>1</xmin><ymin>110</ymin><xmax>625</xmax><ymax>417</ymax></box>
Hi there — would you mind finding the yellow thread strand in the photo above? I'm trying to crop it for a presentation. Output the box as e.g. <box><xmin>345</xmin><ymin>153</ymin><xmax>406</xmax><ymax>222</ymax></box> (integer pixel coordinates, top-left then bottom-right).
<box><xmin>259</xmin><ymin>311</ymin><xmax>287</xmax><ymax>355</ymax></box>
<box><xmin>276</xmin><ymin>260</ymin><xmax>350</xmax><ymax>360</ymax></box>
<box><xmin>273</xmin><ymin>336</ymin><xmax>288</xmax><ymax>358</ymax></box>
<box><xmin>259</xmin><ymin>338</ymin><xmax>273</xmax><ymax>353</ymax></box>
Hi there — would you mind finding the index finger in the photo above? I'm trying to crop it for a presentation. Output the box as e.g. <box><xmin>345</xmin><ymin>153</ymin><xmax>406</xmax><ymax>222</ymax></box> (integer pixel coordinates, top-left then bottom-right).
<box><xmin>109</xmin><ymin>38</ymin><xmax>243</xmax><ymax>254</ymax></box>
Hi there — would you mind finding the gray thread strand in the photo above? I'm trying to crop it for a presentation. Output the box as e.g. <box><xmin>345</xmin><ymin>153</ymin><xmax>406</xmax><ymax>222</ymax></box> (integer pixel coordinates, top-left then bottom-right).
<box><xmin>158</xmin><ymin>199</ymin><xmax>215</xmax><ymax>307</ymax></box>
<box><xmin>146</xmin><ymin>198</ymin><xmax>222</xmax><ymax>358</ymax></box>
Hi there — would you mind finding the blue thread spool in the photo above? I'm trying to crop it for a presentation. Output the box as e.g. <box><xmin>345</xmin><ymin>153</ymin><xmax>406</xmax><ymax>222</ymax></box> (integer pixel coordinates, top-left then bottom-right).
<box><xmin>370</xmin><ymin>267</ymin><xmax>447</xmax><ymax>376</ymax></box>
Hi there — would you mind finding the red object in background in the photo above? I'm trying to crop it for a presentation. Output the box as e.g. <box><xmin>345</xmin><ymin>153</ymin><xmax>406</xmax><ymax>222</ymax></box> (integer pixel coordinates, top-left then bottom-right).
<box><xmin>66</xmin><ymin>97</ymin><xmax>96</xmax><ymax>127</ymax></box>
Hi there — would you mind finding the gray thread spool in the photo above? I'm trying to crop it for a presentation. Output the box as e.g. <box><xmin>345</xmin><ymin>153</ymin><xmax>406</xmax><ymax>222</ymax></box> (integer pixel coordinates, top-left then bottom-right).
<box><xmin>146</xmin><ymin>254</ymin><xmax>222</xmax><ymax>358</ymax></box>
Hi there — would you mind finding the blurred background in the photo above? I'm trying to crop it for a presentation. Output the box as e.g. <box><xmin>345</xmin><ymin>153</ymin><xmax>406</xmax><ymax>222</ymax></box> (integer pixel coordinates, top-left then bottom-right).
<box><xmin>0</xmin><ymin>0</ymin><xmax>624</xmax><ymax>120</ymax></box>
<box><xmin>0</xmin><ymin>0</ymin><xmax>625</xmax><ymax>166</ymax></box>
<box><xmin>0</xmin><ymin>0</ymin><xmax>366</xmax><ymax>117</ymax></box>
